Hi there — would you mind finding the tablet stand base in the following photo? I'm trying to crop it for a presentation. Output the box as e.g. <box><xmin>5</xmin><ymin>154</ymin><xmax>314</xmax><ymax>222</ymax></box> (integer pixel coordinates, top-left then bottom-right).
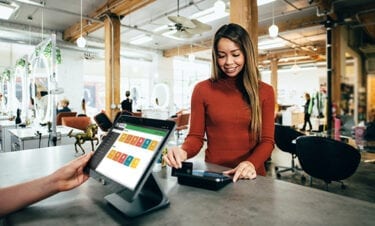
<box><xmin>105</xmin><ymin>174</ymin><xmax>169</xmax><ymax>218</ymax></box>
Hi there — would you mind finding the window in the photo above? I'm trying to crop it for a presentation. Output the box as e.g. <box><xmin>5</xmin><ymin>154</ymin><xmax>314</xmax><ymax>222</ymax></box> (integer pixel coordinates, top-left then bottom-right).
<box><xmin>173</xmin><ymin>58</ymin><xmax>210</xmax><ymax>110</ymax></box>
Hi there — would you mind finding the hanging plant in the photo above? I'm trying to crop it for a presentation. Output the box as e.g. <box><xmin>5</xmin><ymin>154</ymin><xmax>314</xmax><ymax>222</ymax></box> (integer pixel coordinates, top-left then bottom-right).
<box><xmin>16</xmin><ymin>58</ymin><xmax>32</xmax><ymax>74</ymax></box>
<box><xmin>34</xmin><ymin>41</ymin><xmax>62</xmax><ymax>64</ymax></box>
<box><xmin>44</xmin><ymin>42</ymin><xmax>62</xmax><ymax>64</ymax></box>
<box><xmin>16</xmin><ymin>58</ymin><xmax>26</xmax><ymax>67</ymax></box>
<box><xmin>1</xmin><ymin>69</ymin><xmax>12</xmax><ymax>81</ymax></box>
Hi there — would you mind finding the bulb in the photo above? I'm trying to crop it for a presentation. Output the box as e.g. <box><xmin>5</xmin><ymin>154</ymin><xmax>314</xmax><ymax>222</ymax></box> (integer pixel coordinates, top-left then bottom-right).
<box><xmin>268</xmin><ymin>24</ymin><xmax>279</xmax><ymax>38</ymax></box>
<box><xmin>77</xmin><ymin>36</ymin><xmax>86</xmax><ymax>48</ymax></box>
<box><xmin>188</xmin><ymin>54</ymin><xmax>195</xmax><ymax>62</ymax></box>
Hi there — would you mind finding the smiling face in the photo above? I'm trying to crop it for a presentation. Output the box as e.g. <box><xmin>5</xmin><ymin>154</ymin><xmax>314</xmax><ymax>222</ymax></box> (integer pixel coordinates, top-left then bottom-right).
<box><xmin>216</xmin><ymin>37</ymin><xmax>245</xmax><ymax>77</ymax></box>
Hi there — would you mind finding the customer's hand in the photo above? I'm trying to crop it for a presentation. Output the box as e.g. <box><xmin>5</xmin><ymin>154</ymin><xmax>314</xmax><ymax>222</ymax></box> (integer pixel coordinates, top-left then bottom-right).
<box><xmin>49</xmin><ymin>151</ymin><xmax>94</xmax><ymax>192</ymax></box>
<box><xmin>163</xmin><ymin>146</ymin><xmax>187</xmax><ymax>168</ymax></box>
<box><xmin>223</xmin><ymin>161</ymin><xmax>257</xmax><ymax>182</ymax></box>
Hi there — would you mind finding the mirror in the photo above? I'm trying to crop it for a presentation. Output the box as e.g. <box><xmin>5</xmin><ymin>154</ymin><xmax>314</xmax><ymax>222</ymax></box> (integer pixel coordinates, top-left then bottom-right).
<box><xmin>4</xmin><ymin>69</ymin><xmax>17</xmax><ymax>117</ymax></box>
<box><xmin>14</xmin><ymin>59</ymin><xmax>31</xmax><ymax>123</ymax></box>
<box><xmin>130</xmin><ymin>86</ymin><xmax>141</xmax><ymax>110</ymax></box>
<box><xmin>151</xmin><ymin>83</ymin><xmax>169</xmax><ymax>109</ymax></box>
<box><xmin>0</xmin><ymin>75</ymin><xmax>9</xmax><ymax>114</ymax></box>
<box><xmin>29</xmin><ymin>55</ymin><xmax>52</xmax><ymax>124</ymax></box>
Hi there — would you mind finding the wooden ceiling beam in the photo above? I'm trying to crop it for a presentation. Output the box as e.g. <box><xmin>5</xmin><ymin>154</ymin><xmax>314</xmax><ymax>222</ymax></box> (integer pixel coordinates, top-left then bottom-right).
<box><xmin>163</xmin><ymin>39</ymin><xmax>212</xmax><ymax>58</ymax></box>
<box><xmin>63</xmin><ymin>0</ymin><xmax>155</xmax><ymax>42</ymax></box>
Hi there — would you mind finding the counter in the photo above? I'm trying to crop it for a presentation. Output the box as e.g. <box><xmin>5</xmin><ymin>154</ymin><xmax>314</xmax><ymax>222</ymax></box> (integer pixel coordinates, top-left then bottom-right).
<box><xmin>0</xmin><ymin>145</ymin><xmax>374</xmax><ymax>226</ymax></box>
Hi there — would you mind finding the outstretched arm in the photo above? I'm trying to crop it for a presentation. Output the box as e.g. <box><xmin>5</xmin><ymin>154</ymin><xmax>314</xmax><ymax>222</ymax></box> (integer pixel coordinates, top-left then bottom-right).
<box><xmin>0</xmin><ymin>152</ymin><xmax>93</xmax><ymax>217</ymax></box>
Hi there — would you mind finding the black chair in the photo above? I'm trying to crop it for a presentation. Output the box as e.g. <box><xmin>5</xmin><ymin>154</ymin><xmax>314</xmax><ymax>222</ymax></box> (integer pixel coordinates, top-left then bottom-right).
<box><xmin>274</xmin><ymin>124</ymin><xmax>305</xmax><ymax>178</ymax></box>
<box><xmin>364</xmin><ymin>122</ymin><xmax>375</xmax><ymax>152</ymax></box>
<box><xmin>295</xmin><ymin>136</ymin><xmax>361</xmax><ymax>190</ymax></box>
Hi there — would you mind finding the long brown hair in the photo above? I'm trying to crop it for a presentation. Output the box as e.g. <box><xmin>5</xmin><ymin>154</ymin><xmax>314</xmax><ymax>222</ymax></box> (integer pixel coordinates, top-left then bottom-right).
<box><xmin>211</xmin><ymin>23</ymin><xmax>262</xmax><ymax>142</ymax></box>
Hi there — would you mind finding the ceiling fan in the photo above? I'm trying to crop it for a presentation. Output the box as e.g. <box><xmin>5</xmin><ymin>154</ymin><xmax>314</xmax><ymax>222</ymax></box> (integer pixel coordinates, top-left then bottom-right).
<box><xmin>166</xmin><ymin>0</ymin><xmax>212</xmax><ymax>39</ymax></box>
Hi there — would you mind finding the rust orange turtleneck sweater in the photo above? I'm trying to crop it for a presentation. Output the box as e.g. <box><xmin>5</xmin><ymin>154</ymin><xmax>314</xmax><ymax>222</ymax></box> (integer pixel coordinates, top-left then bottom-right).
<box><xmin>181</xmin><ymin>77</ymin><xmax>275</xmax><ymax>176</ymax></box>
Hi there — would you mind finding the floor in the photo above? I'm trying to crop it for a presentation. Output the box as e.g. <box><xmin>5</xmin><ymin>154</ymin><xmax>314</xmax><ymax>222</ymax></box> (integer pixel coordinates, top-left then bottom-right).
<box><xmin>267</xmin><ymin>147</ymin><xmax>375</xmax><ymax>203</ymax></box>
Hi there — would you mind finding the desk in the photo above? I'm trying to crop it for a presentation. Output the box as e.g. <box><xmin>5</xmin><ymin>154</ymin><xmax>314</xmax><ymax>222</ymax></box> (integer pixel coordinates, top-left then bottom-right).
<box><xmin>0</xmin><ymin>120</ymin><xmax>16</xmax><ymax>152</ymax></box>
<box><xmin>0</xmin><ymin>115</ymin><xmax>10</xmax><ymax>121</ymax></box>
<box><xmin>0</xmin><ymin>146</ymin><xmax>374</xmax><ymax>226</ymax></box>
<box><xmin>8</xmin><ymin>126</ymin><xmax>82</xmax><ymax>151</ymax></box>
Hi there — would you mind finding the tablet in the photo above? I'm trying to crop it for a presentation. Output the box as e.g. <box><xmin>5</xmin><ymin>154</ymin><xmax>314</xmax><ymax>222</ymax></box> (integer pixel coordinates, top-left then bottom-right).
<box><xmin>85</xmin><ymin>115</ymin><xmax>176</xmax><ymax>202</ymax></box>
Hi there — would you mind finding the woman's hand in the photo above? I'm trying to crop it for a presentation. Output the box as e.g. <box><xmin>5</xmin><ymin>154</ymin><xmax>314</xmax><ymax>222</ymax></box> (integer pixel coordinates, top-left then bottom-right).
<box><xmin>223</xmin><ymin>161</ymin><xmax>257</xmax><ymax>182</ymax></box>
<box><xmin>163</xmin><ymin>146</ymin><xmax>187</xmax><ymax>168</ymax></box>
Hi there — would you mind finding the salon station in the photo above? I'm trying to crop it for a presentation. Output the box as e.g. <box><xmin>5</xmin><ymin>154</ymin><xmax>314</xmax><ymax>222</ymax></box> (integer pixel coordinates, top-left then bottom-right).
<box><xmin>0</xmin><ymin>0</ymin><xmax>375</xmax><ymax>225</ymax></box>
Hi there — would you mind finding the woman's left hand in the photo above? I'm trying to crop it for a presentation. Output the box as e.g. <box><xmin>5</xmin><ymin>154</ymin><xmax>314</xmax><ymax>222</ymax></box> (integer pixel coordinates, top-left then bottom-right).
<box><xmin>223</xmin><ymin>161</ymin><xmax>257</xmax><ymax>182</ymax></box>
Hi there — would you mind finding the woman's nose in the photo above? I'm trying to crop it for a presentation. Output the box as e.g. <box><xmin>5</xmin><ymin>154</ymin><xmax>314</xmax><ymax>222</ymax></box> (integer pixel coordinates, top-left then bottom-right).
<box><xmin>225</xmin><ymin>56</ymin><xmax>234</xmax><ymax>64</ymax></box>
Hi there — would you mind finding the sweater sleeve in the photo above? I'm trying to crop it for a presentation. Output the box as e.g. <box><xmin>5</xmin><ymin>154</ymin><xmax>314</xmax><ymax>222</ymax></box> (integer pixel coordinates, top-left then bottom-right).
<box><xmin>247</xmin><ymin>83</ymin><xmax>275</xmax><ymax>173</ymax></box>
<box><xmin>181</xmin><ymin>81</ymin><xmax>206</xmax><ymax>158</ymax></box>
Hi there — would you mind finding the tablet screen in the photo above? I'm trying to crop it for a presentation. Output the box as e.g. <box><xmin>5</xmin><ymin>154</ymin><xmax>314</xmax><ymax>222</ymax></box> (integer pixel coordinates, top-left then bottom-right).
<box><xmin>87</xmin><ymin>116</ymin><xmax>175</xmax><ymax>200</ymax></box>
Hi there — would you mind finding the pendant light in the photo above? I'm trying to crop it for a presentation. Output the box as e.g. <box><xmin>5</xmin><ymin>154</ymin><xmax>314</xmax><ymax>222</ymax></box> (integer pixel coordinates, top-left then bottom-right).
<box><xmin>77</xmin><ymin>0</ymin><xmax>86</xmax><ymax>48</ymax></box>
<box><xmin>291</xmin><ymin>48</ymin><xmax>300</xmax><ymax>72</ymax></box>
<box><xmin>214</xmin><ymin>0</ymin><xmax>226</xmax><ymax>14</ymax></box>
<box><xmin>188</xmin><ymin>44</ymin><xmax>195</xmax><ymax>62</ymax></box>
<box><xmin>268</xmin><ymin>1</ymin><xmax>279</xmax><ymax>38</ymax></box>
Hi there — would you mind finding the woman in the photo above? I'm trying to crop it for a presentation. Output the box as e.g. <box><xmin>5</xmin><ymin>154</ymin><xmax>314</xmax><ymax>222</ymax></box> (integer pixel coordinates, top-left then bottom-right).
<box><xmin>301</xmin><ymin>92</ymin><xmax>313</xmax><ymax>131</ymax></box>
<box><xmin>164</xmin><ymin>23</ymin><xmax>275</xmax><ymax>182</ymax></box>
<box><xmin>121</xmin><ymin>90</ymin><xmax>133</xmax><ymax>113</ymax></box>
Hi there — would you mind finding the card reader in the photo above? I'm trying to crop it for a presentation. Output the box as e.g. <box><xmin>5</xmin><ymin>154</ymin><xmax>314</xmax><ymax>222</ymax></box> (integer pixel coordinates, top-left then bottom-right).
<box><xmin>171</xmin><ymin>162</ymin><xmax>232</xmax><ymax>191</ymax></box>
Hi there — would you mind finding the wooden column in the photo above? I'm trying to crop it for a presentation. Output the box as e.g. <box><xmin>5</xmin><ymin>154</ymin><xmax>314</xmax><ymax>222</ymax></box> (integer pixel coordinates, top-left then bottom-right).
<box><xmin>271</xmin><ymin>58</ymin><xmax>279</xmax><ymax>115</ymax></box>
<box><xmin>230</xmin><ymin>0</ymin><xmax>258</xmax><ymax>59</ymax></box>
<box><xmin>104</xmin><ymin>15</ymin><xmax>121</xmax><ymax>120</ymax></box>
<box><xmin>270</xmin><ymin>58</ymin><xmax>278</xmax><ymax>96</ymax></box>
<box><xmin>332</xmin><ymin>26</ymin><xmax>342</xmax><ymax>115</ymax></box>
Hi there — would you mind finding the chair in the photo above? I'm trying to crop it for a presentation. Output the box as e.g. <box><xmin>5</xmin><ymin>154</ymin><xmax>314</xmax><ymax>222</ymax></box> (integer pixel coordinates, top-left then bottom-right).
<box><xmin>94</xmin><ymin>112</ymin><xmax>113</xmax><ymax>132</ymax></box>
<box><xmin>295</xmin><ymin>136</ymin><xmax>361</xmax><ymax>190</ymax></box>
<box><xmin>274</xmin><ymin>124</ymin><xmax>305</xmax><ymax>178</ymax></box>
<box><xmin>132</xmin><ymin>111</ymin><xmax>142</xmax><ymax>117</ymax></box>
<box><xmin>56</xmin><ymin>112</ymin><xmax>77</xmax><ymax>125</ymax></box>
<box><xmin>62</xmin><ymin>116</ymin><xmax>91</xmax><ymax>131</ymax></box>
<box><xmin>174</xmin><ymin>113</ymin><xmax>190</xmax><ymax>144</ymax></box>
<box><xmin>364</xmin><ymin>122</ymin><xmax>375</xmax><ymax>151</ymax></box>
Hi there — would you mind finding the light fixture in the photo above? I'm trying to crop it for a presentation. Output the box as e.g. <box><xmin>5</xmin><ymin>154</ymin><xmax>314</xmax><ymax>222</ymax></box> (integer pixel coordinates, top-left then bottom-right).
<box><xmin>291</xmin><ymin>49</ymin><xmax>300</xmax><ymax>72</ymax></box>
<box><xmin>214</xmin><ymin>0</ymin><xmax>226</xmax><ymax>13</ymax></box>
<box><xmin>15</xmin><ymin>0</ymin><xmax>44</xmax><ymax>7</ymax></box>
<box><xmin>190</xmin><ymin>0</ymin><xmax>228</xmax><ymax>23</ymax></box>
<box><xmin>268</xmin><ymin>1</ymin><xmax>279</xmax><ymax>38</ymax></box>
<box><xmin>258</xmin><ymin>0</ymin><xmax>275</xmax><ymax>6</ymax></box>
<box><xmin>0</xmin><ymin>2</ymin><xmax>19</xmax><ymax>20</ymax></box>
<box><xmin>188</xmin><ymin>54</ymin><xmax>195</xmax><ymax>62</ymax></box>
<box><xmin>77</xmin><ymin>0</ymin><xmax>86</xmax><ymax>48</ymax></box>
<box><xmin>188</xmin><ymin>44</ymin><xmax>195</xmax><ymax>62</ymax></box>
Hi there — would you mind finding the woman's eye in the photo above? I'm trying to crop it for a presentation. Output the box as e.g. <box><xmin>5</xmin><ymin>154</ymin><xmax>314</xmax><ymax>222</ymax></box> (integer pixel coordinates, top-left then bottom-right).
<box><xmin>218</xmin><ymin>55</ymin><xmax>225</xmax><ymax>58</ymax></box>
